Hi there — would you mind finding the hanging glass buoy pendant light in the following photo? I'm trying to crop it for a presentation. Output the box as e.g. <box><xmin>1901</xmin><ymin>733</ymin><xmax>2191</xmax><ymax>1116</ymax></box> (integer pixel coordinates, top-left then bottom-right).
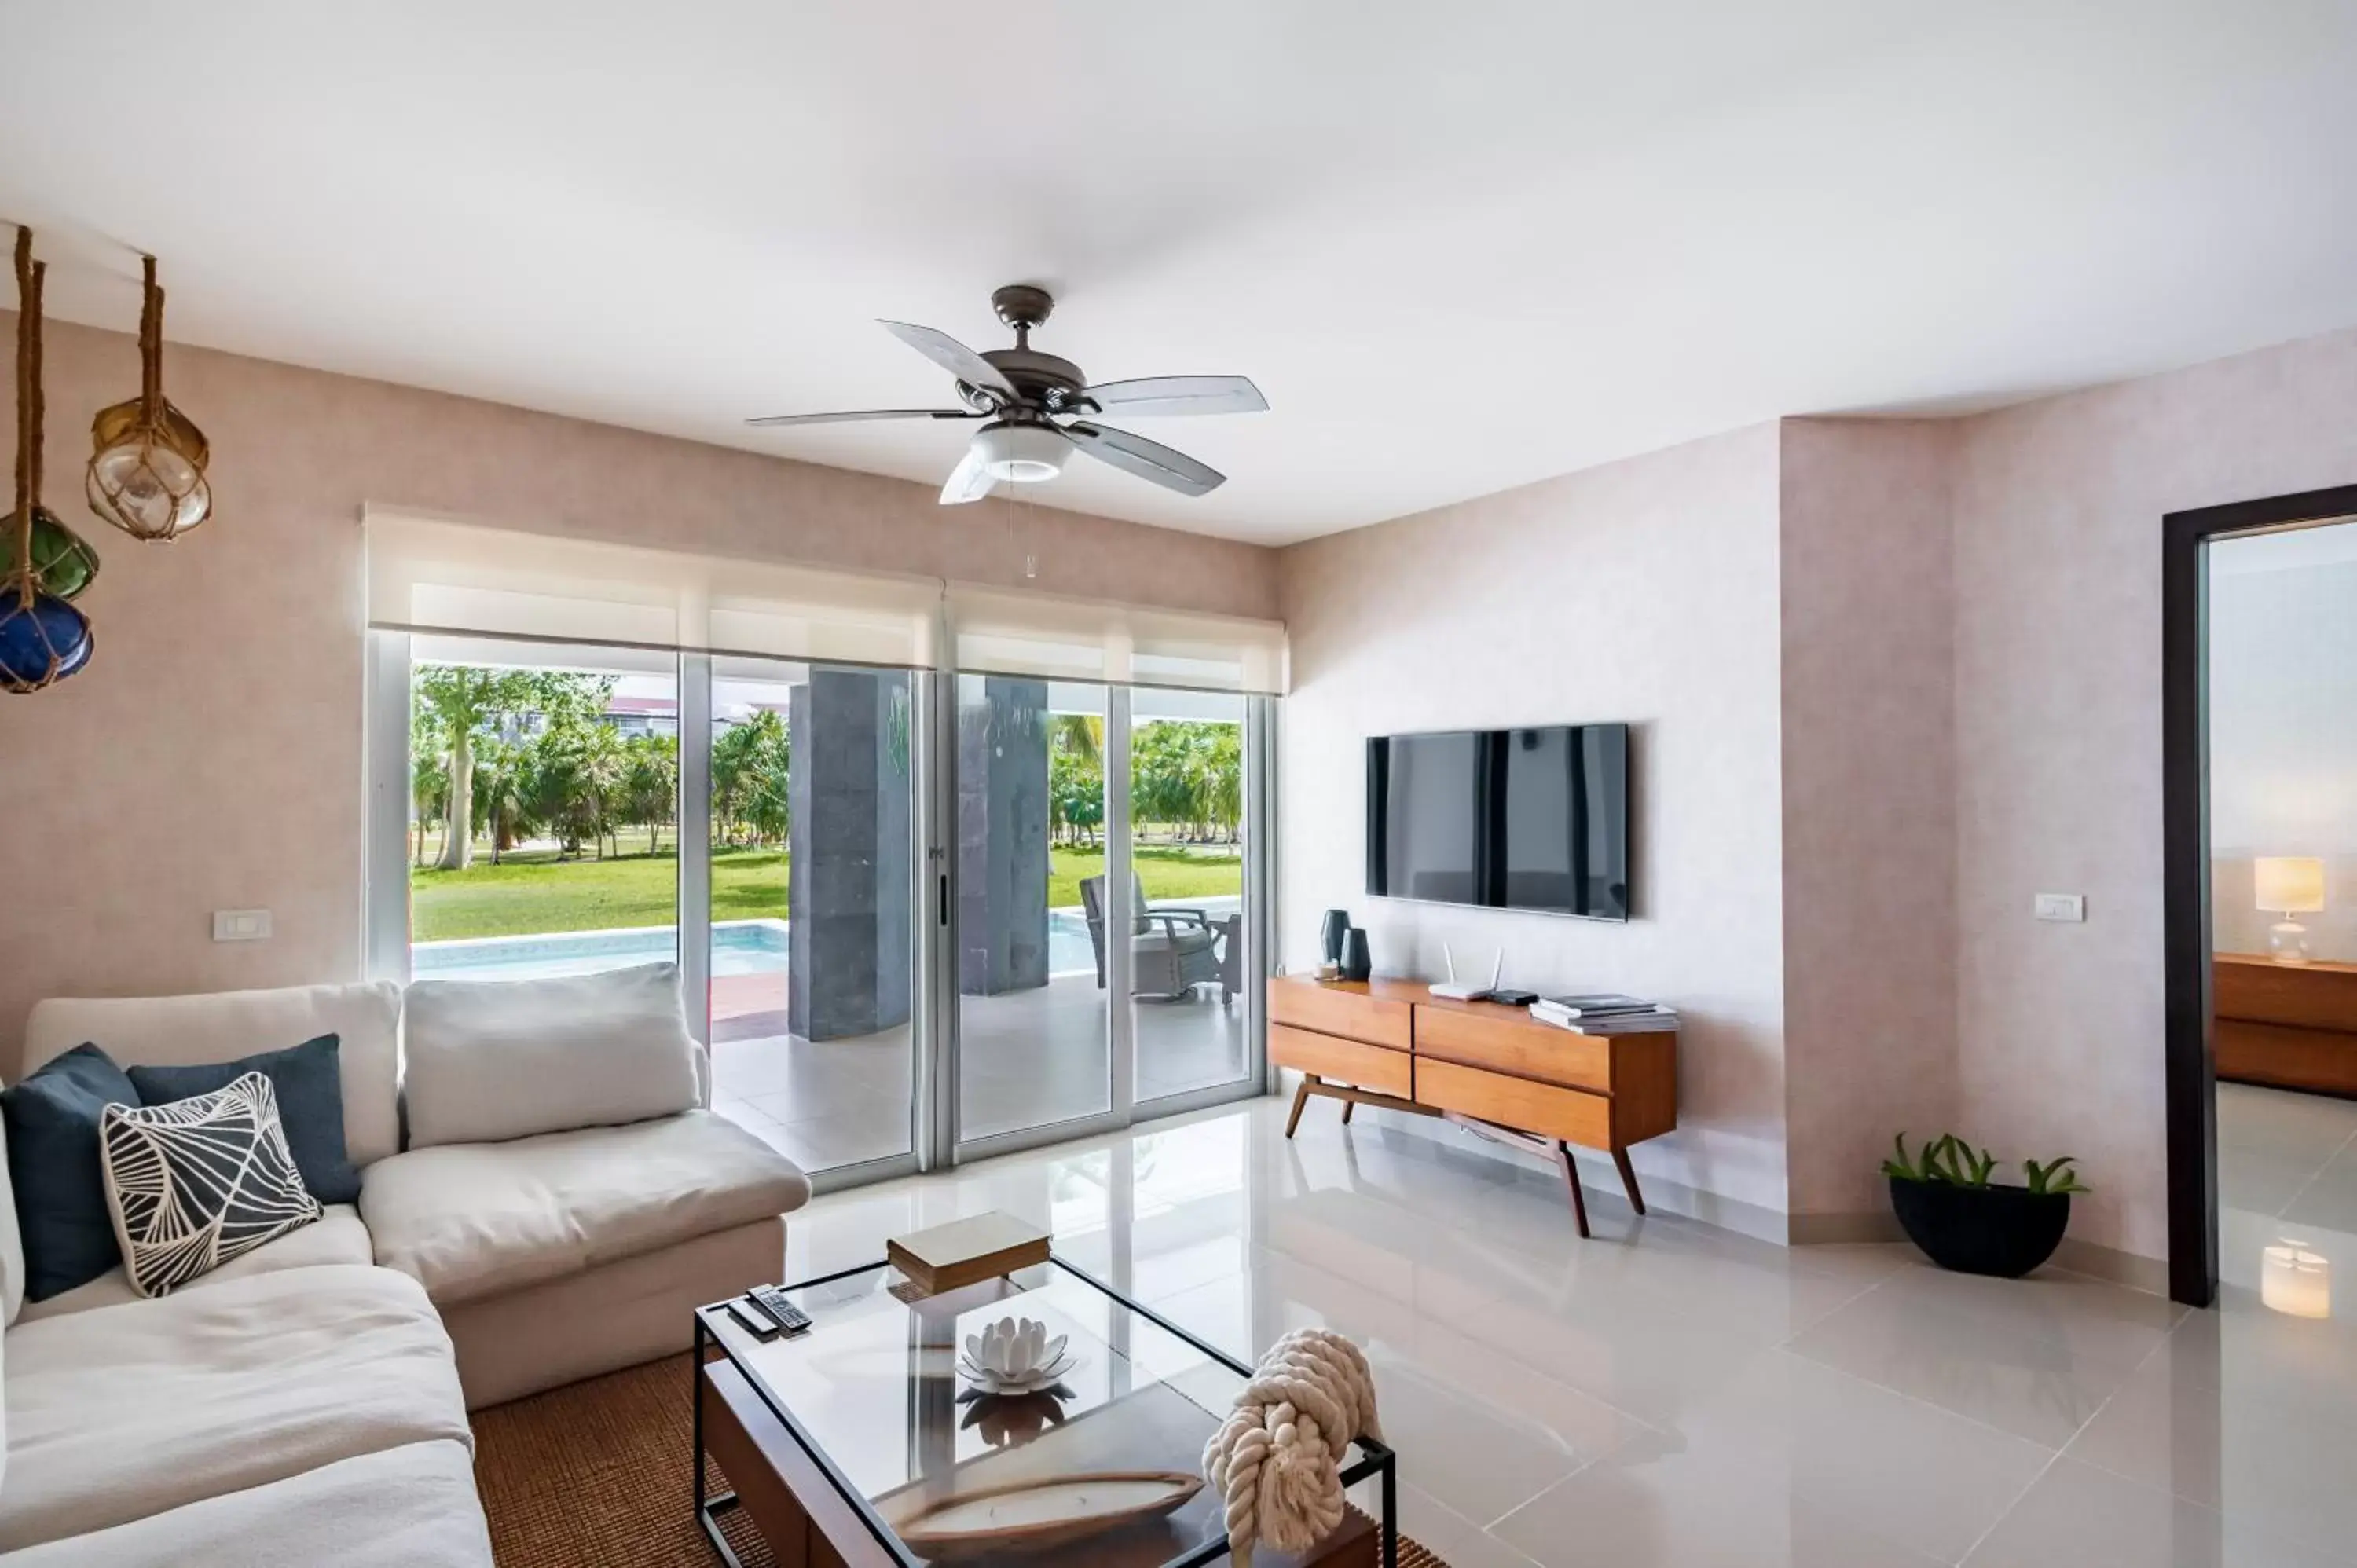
<box><xmin>1</xmin><ymin>227</ymin><xmax>96</xmax><ymax>694</ymax></box>
<box><xmin>86</xmin><ymin>254</ymin><xmax>211</xmax><ymax>541</ymax></box>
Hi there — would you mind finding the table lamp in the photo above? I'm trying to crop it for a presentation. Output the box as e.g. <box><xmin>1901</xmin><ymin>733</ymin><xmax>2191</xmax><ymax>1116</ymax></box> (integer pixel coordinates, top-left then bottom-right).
<box><xmin>2254</xmin><ymin>855</ymin><xmax>2325</xmax><ymax>965</ymax></box>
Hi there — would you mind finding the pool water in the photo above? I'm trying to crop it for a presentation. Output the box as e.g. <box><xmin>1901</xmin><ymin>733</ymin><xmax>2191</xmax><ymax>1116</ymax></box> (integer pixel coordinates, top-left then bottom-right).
<box><xmin>412</xmin><ymin>910</ymin><xmax>1107</xmax><ymax>981</ymax></box>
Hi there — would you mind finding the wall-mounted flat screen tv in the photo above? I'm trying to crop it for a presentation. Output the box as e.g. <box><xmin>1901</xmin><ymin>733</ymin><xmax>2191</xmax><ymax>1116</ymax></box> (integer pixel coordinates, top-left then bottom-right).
<box><xmin>1366</xmin><ymin>724</ymin><xmax>1630</xmax><ymax>920</ymax></box>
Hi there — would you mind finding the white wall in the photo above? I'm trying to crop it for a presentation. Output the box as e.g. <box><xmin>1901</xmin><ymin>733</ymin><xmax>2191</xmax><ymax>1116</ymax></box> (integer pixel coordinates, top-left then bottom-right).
<box><xmin>1777</xmin><ymin>419</ymin><xmax>1960</xmax><ymax>1226</ymax></box>
<box><xmin>1277</xmin><ymin>423</ymin><xmax>1792</xmax><ymax>1224</ymax></box>
<box><xmin>1953</xmin><ymin>324</ymin><xmax>2357</xmax><ymax>1264</ymax></box>
<box><xmin>2209</xmin><ymin>536</ymin><xmax>2357</xmax><ymax>963</ymax></box>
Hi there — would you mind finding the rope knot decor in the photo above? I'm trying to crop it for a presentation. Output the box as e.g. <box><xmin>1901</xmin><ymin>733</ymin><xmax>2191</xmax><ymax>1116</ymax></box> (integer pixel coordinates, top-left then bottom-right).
<box><xmin>1201</xmin><ymin>1328</ymin><xmax>1381</xmax><ymax>1566</ymax></box>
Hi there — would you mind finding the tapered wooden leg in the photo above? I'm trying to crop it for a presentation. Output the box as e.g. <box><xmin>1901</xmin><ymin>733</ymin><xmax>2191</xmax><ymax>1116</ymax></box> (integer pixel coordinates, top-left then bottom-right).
<box><xmin>1552</xmin><ymin>1141</ymin><xmax>1591</xmax><ymax>1238</ymax></box>
<box><xmin>1285</xmin><ymin>1077</ymin><xmax>1318</xmax><ymax>1138</ymax></box>
<box><xmin>1341</xmin><ymin>1097</ymin><xmax>1355</xmax><ymax>1125</ymax></box>
<box><xmin>1611</xmin><ymin>1146</ymin><xmax>1646</xmax><ymax>1215</ymax></box>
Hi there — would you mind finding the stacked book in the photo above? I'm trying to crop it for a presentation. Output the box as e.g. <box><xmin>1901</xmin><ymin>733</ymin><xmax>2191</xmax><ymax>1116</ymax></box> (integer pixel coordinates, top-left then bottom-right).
<box><xmin>1528</xmin><ymin>993</ymin><xmax>1677</xmax><ymax>1035</ymax></box>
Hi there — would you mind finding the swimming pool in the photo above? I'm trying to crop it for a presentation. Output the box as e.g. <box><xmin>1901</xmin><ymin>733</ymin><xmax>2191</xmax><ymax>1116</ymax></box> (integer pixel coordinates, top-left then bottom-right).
<box><xmin>411</xmin><ymin>910</ymin><xmax>1107</xmax><ymax>981</ymax></box>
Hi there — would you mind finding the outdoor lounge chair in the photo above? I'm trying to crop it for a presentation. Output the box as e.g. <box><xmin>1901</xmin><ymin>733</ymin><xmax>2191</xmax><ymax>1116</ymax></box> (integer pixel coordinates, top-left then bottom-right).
<box><xmin>1080</xmin><ymin>874</ymin><xmax>1241</xmax><ymax>1002</ymax></box>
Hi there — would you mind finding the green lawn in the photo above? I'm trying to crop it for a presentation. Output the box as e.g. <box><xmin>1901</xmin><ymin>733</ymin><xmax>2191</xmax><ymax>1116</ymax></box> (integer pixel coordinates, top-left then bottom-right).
<box><xmin>1047</xmin><ymin>844</ymin><xmax>1242</xmax><ymax>909</ymax></box>
<box><xmin>409</xmin><ymin>840</ymin><xmax>1241</xmax><ymax>942</ymax></box>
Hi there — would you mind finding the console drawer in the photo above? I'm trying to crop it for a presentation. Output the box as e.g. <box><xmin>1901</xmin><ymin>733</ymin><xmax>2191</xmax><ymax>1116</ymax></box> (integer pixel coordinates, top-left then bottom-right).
<box><xmin>1415</xmin><ymin>1006</ymin><xmax>1611</xmax><ymax>1094</ymax></box>
<box><xmin>1271</xmin><ymin>1024</ymin><xmax>1412</xmax><ymax>1097</ymax></box>
<box><xmin>1270</xmin><ymin>982</ymin><xmax>1413</xmax><ymax>1050</ymax></box>
<box><xmin>1415</xmin><ymin>1058</ymin><xmax>1611</xmax><ymax>1149</ymax></box>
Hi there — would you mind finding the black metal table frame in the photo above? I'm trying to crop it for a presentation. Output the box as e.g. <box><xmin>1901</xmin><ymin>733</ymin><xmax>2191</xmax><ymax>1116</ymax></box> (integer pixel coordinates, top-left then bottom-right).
<box><xmin>695</xmin><ymin>1251</ymin><xmax>1400</xmax><ymax>1568</ymax></box>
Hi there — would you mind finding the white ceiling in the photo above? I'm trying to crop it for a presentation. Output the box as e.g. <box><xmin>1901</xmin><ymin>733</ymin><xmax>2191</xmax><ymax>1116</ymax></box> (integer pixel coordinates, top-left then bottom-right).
<box><xmin>5</xmin><ymin>2</ymin><xmax>2357</xmax><ymax>547</ymax></box>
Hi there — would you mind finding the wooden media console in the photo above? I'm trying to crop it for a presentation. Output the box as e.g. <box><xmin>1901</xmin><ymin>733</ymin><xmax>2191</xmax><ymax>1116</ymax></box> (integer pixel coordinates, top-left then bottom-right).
<box><xmin>1270</xmin><ymin>975</ymin><xmax>1677</xmax><ymax>1237</ymax></box>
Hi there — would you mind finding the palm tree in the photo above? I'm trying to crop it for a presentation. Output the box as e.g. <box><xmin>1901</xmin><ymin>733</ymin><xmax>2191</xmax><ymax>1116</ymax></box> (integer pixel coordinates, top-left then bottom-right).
<box><xmin>1050</xmin><ymin>712</ymin><xmax>1103</xmax><ymax>764</ymax></box>
<box><xmin>413</xmin><ymin>665</ymin><xmax>541</xmax><ymax>870</ymax></box>
<box><xmin>621</xmin><ymin>734</ymin><xmax>678</xmax><ymax>854</ymax></box>
<box><xmin>473</xmin><ymin>736</ymin><xmax>530</xmax><ymax>864</ymax></box>
<box><xmin>712</xmin><ymin>709</ymin><xmax>790</xmax><ymax>848</ymax></box>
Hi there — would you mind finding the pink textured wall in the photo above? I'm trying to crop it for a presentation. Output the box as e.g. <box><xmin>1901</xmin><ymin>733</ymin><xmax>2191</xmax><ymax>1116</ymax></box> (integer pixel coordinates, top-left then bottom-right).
<box><xmin>0</xmin><ymin>314</ymin><xmax>1276</xmax><ymax>1056</ymax></box>
<box><xmin>1277</xmin><ymin>425</ymin><xmax>1794</xmax><ymax>1225</ymax></box>
<box><xmin>1778</xmin><ymin>419</ymin><xmax>1960</xmax><ymax>1223</ymax></box>
<box><xmin>1952</xmin><ymin>326</ymin><xmax>2357</xmax><ymax>1262</ymax></box>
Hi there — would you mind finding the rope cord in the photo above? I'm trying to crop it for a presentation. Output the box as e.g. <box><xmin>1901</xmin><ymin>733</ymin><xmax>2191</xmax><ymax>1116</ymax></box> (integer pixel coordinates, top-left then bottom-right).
<box><xmin>1200</xmin><ymin>1328</ymin><xmax>1382</xmax><ymax>1567</ymax></box>
<box><xmin>10</xmin><ymin>226</ymin><xmax>34</xmax><ymax>601</ymax></box>
<box><xmin>139</xmin><ymin>254</ymin><xmax>159</xmax><ymax>416</ymax></box>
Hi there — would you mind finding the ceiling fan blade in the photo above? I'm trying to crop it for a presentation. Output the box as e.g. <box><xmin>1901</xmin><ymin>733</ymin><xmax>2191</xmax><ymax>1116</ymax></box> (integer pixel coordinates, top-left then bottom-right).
<box><xmin>746</xmin><ymin>408</ymin><xmax>982</xmax><ymax>428</ymax></box>
<box><xmin>1061</xmin><ymin>422</ymin><xmax>1226</xmax><ymax>497</ymax></box>
<box><xmin>880</xmin><ymin>320</ymin><xmax>1017</xmax><ymax>399</ymax></box>
<box><xmin>940</xmin><ymin>442</ymin><xmax>995</xmax><ymax>505</ymax></box>
<box><xmin>1079</xmin><ymin>375</ymin><xmax>1268</xmax><ymax>418</ymax></box>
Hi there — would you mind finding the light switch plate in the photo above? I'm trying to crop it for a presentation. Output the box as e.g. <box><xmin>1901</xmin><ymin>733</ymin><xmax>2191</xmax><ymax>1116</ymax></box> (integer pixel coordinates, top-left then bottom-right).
<box><xmin>2033</xmin><ymin>892</ymin><xmax>2085</xmax><ymax>923</ymax></box>
<box><xmin>212</xmin><ymin>908</ymin><xmax>272</xmax><ymax>942</ymax></box>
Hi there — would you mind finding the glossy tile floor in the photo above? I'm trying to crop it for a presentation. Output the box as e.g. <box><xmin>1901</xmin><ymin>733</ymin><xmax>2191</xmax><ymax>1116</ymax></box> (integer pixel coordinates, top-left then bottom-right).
<box><xmin>779</xmin><ymin>1090</ymin><xmax>2357</xmax><ymax>1567</ymax></box>
<box><xmin>713</xmin><ymin>977</ymin><xmax>1248</xmax><ymax>1172</ymax></box>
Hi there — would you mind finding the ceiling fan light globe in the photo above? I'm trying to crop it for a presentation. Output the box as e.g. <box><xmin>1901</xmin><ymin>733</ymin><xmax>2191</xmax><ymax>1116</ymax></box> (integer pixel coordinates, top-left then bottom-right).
<box><xmin>973</xmin><ymin>423</ymin><xmax>1069</xmax><ymax>484</ymax></box>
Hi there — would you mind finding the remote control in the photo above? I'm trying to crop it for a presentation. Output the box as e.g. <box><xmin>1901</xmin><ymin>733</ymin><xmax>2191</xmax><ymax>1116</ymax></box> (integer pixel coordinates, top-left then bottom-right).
<box><xmin>725</xmin><ymin>1299</ymin><xmax>779</xmax><ymax>1337</ymax></box>
<box><xmin>747</xmin><ymin>1284</ymin><xmax>812</xmax><ymax>1335</ymax></box>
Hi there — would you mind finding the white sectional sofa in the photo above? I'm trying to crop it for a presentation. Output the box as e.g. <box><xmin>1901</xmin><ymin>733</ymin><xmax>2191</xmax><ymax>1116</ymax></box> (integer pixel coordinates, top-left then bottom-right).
<box><xmin>0</xmin><ymin>969</ymin><xmax>812</xmax><ymax>1564</ymax></box>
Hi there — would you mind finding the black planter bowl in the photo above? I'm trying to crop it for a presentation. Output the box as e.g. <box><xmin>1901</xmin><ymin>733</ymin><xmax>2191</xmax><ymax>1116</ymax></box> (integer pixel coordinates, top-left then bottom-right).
<box><xmin>1889</xmin><ymin>1177</ymin><xmax>2070</xmax><ymax>1278</ymax></box>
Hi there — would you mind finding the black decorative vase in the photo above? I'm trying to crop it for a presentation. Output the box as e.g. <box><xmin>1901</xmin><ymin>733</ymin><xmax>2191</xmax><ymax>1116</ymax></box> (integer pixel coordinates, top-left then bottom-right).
<box><xmin>1321</xmin><ymin>909</ymin><xmax>1351</xmax><ymax>968</ymax></box>
<box><xmin>1889</xmin><ymin>1178</ymin><xmax>2070</xmax><ymax>1279</ymax></box>
<box><xmin>1340</xmin><ymin>928</ymin><xmax>1373</xmax><ymax>983</ymax></box>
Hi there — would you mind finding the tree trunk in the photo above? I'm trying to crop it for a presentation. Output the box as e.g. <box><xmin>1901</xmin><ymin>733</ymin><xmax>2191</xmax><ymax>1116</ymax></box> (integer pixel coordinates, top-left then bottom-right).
<box><xmin>436</xmin><ymin>724</ymin><xmax>473</xmax><ymax>871</ymax></box>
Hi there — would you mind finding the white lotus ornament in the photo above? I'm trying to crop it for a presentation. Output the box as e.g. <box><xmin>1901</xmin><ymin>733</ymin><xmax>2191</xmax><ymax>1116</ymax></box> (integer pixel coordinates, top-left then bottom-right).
<box><xmin>957</xmin><ymin>1315</ymin><xmax>1079</xmax><ymax>1395</ymax></box>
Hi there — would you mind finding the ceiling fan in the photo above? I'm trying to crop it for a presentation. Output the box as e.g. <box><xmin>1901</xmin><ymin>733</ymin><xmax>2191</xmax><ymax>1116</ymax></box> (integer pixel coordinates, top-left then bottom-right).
<box><xmin>746</xmin><ymin>284</ymin><xmax>1267</xmax><ymax>505</ymax></box>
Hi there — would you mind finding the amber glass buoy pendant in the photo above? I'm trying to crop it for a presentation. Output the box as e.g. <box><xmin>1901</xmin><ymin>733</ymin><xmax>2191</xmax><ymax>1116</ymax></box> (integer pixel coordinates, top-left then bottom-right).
<box><xmin>86</xmin><ymin>255</ymin><xmax>211</xmax><ymax>541</ymax></box>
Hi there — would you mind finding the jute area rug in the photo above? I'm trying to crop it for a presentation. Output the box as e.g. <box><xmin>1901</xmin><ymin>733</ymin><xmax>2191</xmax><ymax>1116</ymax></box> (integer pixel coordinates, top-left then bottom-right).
<box><xmin>471</xmin><ymin>1354</ymin><xmax>1450</xmax><ymax>1567</ymax></box>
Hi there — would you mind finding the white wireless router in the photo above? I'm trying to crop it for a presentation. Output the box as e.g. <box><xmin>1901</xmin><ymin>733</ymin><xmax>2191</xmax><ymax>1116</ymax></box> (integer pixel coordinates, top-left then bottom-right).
<box><xmin>1429</xmin><ymin>944</ymin><xmax>1501</xmax><ymax>1002</ymax></box>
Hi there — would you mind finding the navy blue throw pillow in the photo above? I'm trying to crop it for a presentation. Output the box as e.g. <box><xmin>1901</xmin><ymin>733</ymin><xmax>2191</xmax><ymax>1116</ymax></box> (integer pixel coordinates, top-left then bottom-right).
<box><xmin>3</xmin><ymin>1042</ymin><xmax>140</xmax><ymax>1301</ymax></box>
<box><xmin>130</xmin><ymin>1034</ymin><xmax>360</xmax><ymax>1204</ymax></box>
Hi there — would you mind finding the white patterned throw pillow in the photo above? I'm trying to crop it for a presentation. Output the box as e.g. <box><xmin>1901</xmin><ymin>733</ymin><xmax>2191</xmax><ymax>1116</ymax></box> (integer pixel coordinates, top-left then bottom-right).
<box><xmin>98</xmin><ymin>1071</ymin><xmax>322</xmax><ymax>1298</ymax></box>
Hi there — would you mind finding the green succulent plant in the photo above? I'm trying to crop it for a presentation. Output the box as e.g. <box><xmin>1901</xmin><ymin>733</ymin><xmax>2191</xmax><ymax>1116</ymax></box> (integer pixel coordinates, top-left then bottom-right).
<box><xmin>1882</xmin><ymin>1134</ymin><xmax>2089</xmax><ymax>1194</ymax></box>
<box><xmin>2022</xmin><ymin>1156</ymin><xmax>2088</xmax><ymax>1196</ymax></box>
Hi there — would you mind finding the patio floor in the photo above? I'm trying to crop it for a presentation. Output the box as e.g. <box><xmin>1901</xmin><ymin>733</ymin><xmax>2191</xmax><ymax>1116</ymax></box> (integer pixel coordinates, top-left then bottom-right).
<box><xmin>710</xmin><ymin>972</ymin><xmax>1250</xmax><ymax>1172</ymax></box>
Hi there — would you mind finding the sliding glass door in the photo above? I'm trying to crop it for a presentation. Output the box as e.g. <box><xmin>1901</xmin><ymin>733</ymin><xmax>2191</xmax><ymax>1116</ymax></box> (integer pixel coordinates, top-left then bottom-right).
<box><xmin>1129</xmin><ymin>688</ymin><xmax>1253</xmax><ymax>1105</ymax></box>
<box><xmin>369</xmin><ymin>632</ymin><xmax>1270</xmax><ymax>1191</ymax></box>
<box><xmin>703</xmin><ymin>658</ymin><xmax>918</xmax><ymax>1178</ymax></box>
<box><xmin>401</xmin><ymin>636</ymin><xmax>680</xmax><ymax>987</ymax></box>
<box><xmin>953</xmin><ymin>675</ymin><xmax>1113</xmax><ymax>1144</ymax></box>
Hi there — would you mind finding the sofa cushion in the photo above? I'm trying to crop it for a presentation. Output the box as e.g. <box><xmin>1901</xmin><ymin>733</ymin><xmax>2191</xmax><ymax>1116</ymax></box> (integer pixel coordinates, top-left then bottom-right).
<box><xmin>25</xmin><ymin>982</ymin><xmax>402</xmax><ymax>1167</ymax></box>
<box><xmin>0</xmin><ymin>1438</ymin><xmax>493</xmax><ymax>1568</ymax></box>
<box><xmin>15</xmin><ymin>1202</ymin><xmax>371</xmax><ymax>1323</ymax></box>
<box><xmin>101</xmin><ymin>1072</ymin><xmax>323</xmax><ymax>1298</ymax></box>
<box><xmin>401</xmin><ymin>962</ymin><xmax>701</xmax><ymax>1148</ymax></box>
<box><xmin>128</xmin><ymin>1033</ymin><xmax>361</xmax><ymax>1203</ymax></box>
<box><xmin>361</xmin><ymin>1109</ymin><xmax>809</xmax><ymax>1306</ymax></box>
<box><xmin>0</xmin><ymin>1262</ymin><xmax>470</xmax><ymax>1552</ymax></box>
<box><xmin>2</xmin><ymin>1043</ymin><xmax>139</xmax><ymax>1302</ymax></box>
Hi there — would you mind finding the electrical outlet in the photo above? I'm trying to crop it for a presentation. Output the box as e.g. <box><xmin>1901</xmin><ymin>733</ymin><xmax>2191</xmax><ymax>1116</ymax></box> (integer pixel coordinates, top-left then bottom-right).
<box><xmin>212</xmin><ymin>908</ymin><xmax>272</xmax><ymax>942</ymax></box>
<box><xmin>2033</xmin><ymin>892</ymin><xmax>2085</xmax><ymax>924</ymax></box>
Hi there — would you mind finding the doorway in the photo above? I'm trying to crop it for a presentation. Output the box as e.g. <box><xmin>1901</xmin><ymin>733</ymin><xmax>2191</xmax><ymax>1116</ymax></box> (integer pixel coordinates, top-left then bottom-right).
<box><xmin>2163</xmin><ymin>483</ymin><xmax>2357</xmax><ymax>1306</ymax></box>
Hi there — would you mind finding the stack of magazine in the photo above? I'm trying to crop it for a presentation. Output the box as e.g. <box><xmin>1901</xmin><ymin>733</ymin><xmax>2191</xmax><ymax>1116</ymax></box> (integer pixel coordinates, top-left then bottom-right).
<box><xmin>1528</xmin><ymin>993</ymin><xmax>1677</xmax><ymax>1035</ymax></box>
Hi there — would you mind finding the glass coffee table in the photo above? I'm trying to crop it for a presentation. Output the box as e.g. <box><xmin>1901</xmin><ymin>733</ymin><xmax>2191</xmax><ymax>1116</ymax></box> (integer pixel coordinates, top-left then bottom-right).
<box><xmin>695</xmin><ymin>1255</ymin><xmax>1398</xmax><ymax>1567</ymax></box>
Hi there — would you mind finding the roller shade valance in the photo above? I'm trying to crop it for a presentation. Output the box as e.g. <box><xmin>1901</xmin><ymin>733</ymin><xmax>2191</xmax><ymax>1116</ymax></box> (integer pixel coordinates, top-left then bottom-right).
<box><xmin>364</xmin><ymin>511</ymin><xmax>941</xmax><ymax>669</ymax></box>
<box><xmin>947</xmin><ymin>584</ymin><xmax>1287</xmax><ymax>694</ymax></box>
<box><xmin>365</xmin><ymin>511</ymin><xmax>1288</xmax><ymax>693</ymax></box>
